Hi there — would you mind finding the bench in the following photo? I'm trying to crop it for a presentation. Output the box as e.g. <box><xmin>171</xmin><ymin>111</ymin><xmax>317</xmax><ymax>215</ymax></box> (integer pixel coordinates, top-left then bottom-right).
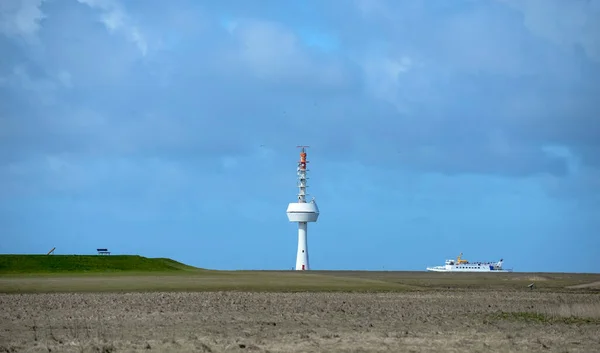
<box><xmin>97</xmin><ymin>248</ymin><xmax>111</xmax><ymax>255</ymax></box>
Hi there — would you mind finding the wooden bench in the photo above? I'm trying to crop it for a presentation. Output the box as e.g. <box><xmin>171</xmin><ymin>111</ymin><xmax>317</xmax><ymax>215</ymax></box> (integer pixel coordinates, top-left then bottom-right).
<box><xmin>97</xmin><ymin>248</ymin><xmax>111</xmax><ymax>255</ymax></box>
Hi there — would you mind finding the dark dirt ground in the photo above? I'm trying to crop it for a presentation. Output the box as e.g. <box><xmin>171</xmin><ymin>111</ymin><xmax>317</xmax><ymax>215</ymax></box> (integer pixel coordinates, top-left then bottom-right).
<box><xmin>1</xmin><ymin>290</ymin><xmax>599</xmax><ymax>352</ymax></box>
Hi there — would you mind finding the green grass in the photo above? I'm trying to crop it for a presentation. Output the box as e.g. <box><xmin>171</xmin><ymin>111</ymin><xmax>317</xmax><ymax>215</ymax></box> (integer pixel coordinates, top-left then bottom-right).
<box><xmin>0</xmin><ymin>271</ymin><xmax>417</xmax><ymax>294</ymax></box>
<box><xmin>310</xmin><ymin>271</ymin><xmax>600</xmax><ymax>292</ymax></box>
<box><xmin>1</xmin><ymin>255</ymin><xmax>599</xmax><ymax>294</ymax></box>
<box><xmin>0</xmin><ymin>255</ymin><xmax>200</xmax><ymax>274</ymax></box>
<box><xmin>492</xmin><ymin>311</ymin><xmax>600</xmax><ymax>325</ymax></box>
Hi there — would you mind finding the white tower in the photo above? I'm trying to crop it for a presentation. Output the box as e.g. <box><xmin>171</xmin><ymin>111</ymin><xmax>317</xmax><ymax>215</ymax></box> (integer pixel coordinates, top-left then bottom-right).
<box><xmin>286</xmin><ymin>146</ymin><xmax>320</xmax><ymax>270</ymax></box>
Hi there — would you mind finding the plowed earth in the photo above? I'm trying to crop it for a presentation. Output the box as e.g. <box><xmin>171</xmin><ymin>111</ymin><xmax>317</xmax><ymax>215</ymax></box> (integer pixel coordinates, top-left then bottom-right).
<box><xmin>1</xmin><ymin>291</ymin><xmax>599</xmax><ymax>353</ymax></box>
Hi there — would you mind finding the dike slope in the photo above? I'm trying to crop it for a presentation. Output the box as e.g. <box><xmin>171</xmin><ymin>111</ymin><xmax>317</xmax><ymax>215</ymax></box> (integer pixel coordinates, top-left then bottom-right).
<box><xmin>0</xmin><ymin>254</ymin><xmax>200</xmax><ymax>274</ymax></box>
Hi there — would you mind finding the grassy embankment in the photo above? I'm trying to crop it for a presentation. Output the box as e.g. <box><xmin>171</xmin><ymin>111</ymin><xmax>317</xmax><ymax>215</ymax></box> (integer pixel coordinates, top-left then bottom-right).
<box><xmin>0</xmin><ymin>254</ymin><xmax>198</xmax><ymax>274</ymax></box>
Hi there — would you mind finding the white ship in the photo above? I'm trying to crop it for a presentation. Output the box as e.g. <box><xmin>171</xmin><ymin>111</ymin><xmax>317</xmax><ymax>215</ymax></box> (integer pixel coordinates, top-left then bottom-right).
<box><xmin>426</xmin><ymin>253</ymin><xmax>513</xmax><ymax>272</ymax></box>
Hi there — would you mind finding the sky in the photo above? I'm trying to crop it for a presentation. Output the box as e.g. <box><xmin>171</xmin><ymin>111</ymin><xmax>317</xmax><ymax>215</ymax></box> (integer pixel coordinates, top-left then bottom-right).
<box><xmin>1</xmin><ymin>0</ymin><xmax>599</xmax><ymax>273</ymax></box>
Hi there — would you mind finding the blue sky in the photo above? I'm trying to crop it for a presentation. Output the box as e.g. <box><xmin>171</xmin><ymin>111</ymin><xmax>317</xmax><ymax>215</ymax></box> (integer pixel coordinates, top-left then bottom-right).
<box><xmin>1</xmin><ymin>0</ymin><xmax>599</xmax><ymax>273</ymax></box>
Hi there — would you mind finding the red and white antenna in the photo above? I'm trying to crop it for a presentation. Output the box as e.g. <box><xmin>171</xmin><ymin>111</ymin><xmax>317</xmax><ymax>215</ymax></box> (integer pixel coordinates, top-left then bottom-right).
<box><xmin>296</xmin><ymin>145</ymin><xmax>310</xmax><ymax>203</ymax></box>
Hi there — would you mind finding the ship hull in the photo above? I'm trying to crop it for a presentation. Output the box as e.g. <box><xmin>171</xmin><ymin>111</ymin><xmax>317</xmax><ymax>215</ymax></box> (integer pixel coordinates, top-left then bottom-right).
<box><xmin>426</xmin><ymin>267</ymin><xmax>513</xmax><ymax>273</ymax></box>
<box><xmin>426</xmin><ymin>265</ymin><xmax>513</xmax><ymax>273</ymax></box>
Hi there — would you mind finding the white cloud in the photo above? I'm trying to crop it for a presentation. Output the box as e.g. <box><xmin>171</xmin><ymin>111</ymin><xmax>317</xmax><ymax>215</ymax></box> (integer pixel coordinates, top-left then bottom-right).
<box><xmin>2</xmin><ymin>65</ymin><xmax>62</xmax><ymax>105</ymax></box>
<box><xmin>354</xmin><ymin>0</ymin><xmax>390</xmax><ymax>19</ymax></box>
<box><xmin>55</xmin><ymin>70</ymin><xmax>72</xmax><ymax>88</ymax></box>
<box><xmin>76</xmin><ymin>0</ymin><xmax>148</xmax><ymax>56</ymax></box>
<box><xmin>227</xmin><ymin>19</ymin><xmax>348</xmax><ymax>87</ymax></box>
<box><xmin>0</xmin><ymin>0</ymin><xmax>598</xmax><ymax>185</ymax></box>
<box><xmin>361</xmin><ymin>54</ymin><xmax>413</xmax><ymax>111</ymax></box>
<box><xmin>231</xmin><ymin>20</ymin><xmax>310</xmax><ymax>80</ymax></box>
<box><xmin>0</xmin><ymin>0</ymin><xmax>46</xmax><ymax>39</ymax></box>
<box><xmin>501</xmin><ymin>0</ymin><xmax>600</xmax><ymax>62</ymax></box>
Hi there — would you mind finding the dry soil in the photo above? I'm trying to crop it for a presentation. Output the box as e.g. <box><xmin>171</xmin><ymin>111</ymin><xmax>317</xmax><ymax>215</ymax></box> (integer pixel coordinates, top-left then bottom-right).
<box><xmin>1</xmin><ymin>290</ymin><xmax>599</xmax><ymax>353</ymax></box>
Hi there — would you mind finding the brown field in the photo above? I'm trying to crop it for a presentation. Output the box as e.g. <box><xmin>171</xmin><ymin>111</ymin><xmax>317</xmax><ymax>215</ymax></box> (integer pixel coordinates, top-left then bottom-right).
<box><xmin>1</xmin><ymin>271</ymin><xmax>599</xmax><ymax>352</ymax></box>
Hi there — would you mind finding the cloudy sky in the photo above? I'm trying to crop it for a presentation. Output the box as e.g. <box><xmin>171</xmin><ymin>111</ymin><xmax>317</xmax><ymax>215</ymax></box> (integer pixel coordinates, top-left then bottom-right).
<box><xmin>1</xmin><ymin>0</ymin><xmax>599</xmax><ymax>272</ymax></box>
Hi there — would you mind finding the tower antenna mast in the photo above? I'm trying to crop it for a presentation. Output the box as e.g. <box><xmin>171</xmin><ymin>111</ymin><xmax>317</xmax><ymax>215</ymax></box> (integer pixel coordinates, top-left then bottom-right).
<box><xmin>296</xmin><ymin>145</ymin><xmax>310</xmax><ymax>203</ymax></box>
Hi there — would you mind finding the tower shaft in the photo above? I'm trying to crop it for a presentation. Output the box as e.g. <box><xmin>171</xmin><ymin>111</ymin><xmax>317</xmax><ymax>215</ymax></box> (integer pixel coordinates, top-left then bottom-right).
<box><xmin>296</xmin><ymin>222</ymin><xmax>309</xmax><ymax>270</ymax></box>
